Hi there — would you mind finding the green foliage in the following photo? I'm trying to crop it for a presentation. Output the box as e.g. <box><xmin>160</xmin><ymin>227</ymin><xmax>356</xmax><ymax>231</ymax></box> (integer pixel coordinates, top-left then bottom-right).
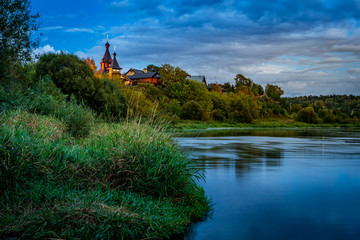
<box><xmin>210</xmin><ymin>83</ymin><xmax>222</xmax><ymax>93</ymax></box>
<box><xmin>265</xmin><ymin>84</ymin><xmax>284</xmax><ymax>101</ymax></box>
<box><xmin>257</xmin><ymin>84</ymin><xmax>264</xmax><ymax>95</ymax></box>
<box><xmin>168</xmin><ymin>99</ymin><xmax>182</xmax><ymax>116</ymax></box>
<box><xmin>209</xmin><ymin>91</ymin><xmax>227</xmax><ymax>112</ymax></box>
<box><xmin>0</xmin><ymin>111</ymin><xmax>211</xmax><ymax>239</ymax></box>
<box><xmin>223</xmin><ymin>82</ymin><xmax>235</xmax><ymax>93</ymax></box>
<box><xmin>234</xmin><ymin>73</ymin><xmax>253</xmax><ymax>88</ymax></box>
<box><xmin>228</xmin><ymin>95</ymin><xmax>253</xmax><ymax>123</ymax></box>
<box><xmin>296</xmin><ymin>107</ymin><xmax>320</xmax><ymax>124</ymax></box>
<box><xmin>35</xmin><ymin>53</ymin><xmax>127</xmax><ymax>119</ymax></box>
<box><xmin>146</xmin><ymin>64</ymin><xmax>160</xmax><ymax>72</ymax></box>
<box><xmin>0</xmin><ymin>0</ymin><xmax>39</xmax><ymax>82</ymax></box>
<box><xmin>286</xmin><ymin>95</ymin><xmax>360</xmax><ymax>123</ymax></box>
<box><xmin>212</xmin><ymin>109</ymin><xmax>226</xmax><ymax>121</ymax></box>
<box><xmin>28</xmin><ymin>77</ymin><xmax>95</xmax><ymax>137</ymax></box>
<box><xmin>182</xmin><ymin>100</ymin><xmax>204</xmax><ymax>120</ymax></box>
<box><xmin>159</xmin><ymin>64</ymin><xmax>188</xmax><ymax>86</ymax></box>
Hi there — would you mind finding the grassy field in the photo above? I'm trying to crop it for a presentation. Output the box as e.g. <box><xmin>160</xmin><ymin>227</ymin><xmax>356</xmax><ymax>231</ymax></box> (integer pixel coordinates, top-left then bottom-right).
<box><xmin>0</xmin><ymin>110</ymin><xmax>211</xmax><ymax>239</ymax></box>
<box><xmin>169</xmin><ymin>117</ymin><xmax>360</xmax><ymax>130</ymax></box>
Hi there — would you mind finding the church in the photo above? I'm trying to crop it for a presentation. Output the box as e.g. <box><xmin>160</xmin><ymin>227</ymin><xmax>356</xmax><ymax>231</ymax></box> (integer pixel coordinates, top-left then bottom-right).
<box><xmin>96</xmin><ymin>38</ymin><xmax>122</xmax><ymax>79</ymax></box>
<box><xmin>97</xmin><ymin>38</ymin><xmax>161</xmax><ymax>85</ymax></box>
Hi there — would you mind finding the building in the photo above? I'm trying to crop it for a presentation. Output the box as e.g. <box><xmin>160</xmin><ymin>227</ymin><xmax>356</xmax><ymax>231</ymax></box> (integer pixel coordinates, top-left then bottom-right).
<box><xmin>188</xmin><ymin>75</ymin><xmax>207</xmax><ymax>85</ymax></box>
<box><xmin>96</xmin><ymin>38</ymin><xmax>122</xmax><ymax>78</ymax></box>
<box><xmin>97</xmin><ymin>38</ymin><xmax>161</xmax><ymax>85</ymax></box>
<box><xmin>124</xmin><ymin>68</ymin><xmax>161</xmax><ymax>85</ymax></box>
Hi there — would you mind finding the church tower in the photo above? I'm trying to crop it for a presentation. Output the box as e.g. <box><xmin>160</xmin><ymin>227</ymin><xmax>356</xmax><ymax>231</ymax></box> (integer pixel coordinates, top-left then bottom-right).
<box><xmin>100</xmin><ymin>36</ymin><xmax>112</xmax><ymax>73</ymax></box>
<box><xmin>108</xmin><ymin>46</ymin><xmax>122</xmax><ymax>78</ymax></box>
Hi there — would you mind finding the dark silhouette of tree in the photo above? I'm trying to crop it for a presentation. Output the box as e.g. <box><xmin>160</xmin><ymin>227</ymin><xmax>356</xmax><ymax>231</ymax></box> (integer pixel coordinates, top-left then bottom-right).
<box><xmin>0</xmin><ymin>0</ymin><xmax>40</xmax><ymax>82</ymax></box>
<box><xmin>234</xmin><ymin>74</ymin><xmax>253</xmax><ymax>88</ymax></box>
<box><xmin>146</xmin><ymin>64</ymin><xmax>160</xmax><ymax>73</ymax></box>
<box><xmin>223</xmin><ymin>82</ymin><xmax>235</xmax><ymax>93</ymax></box>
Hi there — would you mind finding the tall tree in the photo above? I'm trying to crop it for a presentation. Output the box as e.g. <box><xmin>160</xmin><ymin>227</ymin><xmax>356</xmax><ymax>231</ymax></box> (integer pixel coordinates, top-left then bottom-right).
<box><xmin>234</xmin><ymin>74</ymin><xmax>253</xmax><ymax>88</ymax></box>
<box><xmin>158</xmin><ymin>64</ymin><xmax>188</xmax><ymax>86</ymax></box>
<box><xmin>223</xmin><ymin>82</ymin><xmax>235</xmax><ymax>93</ymax></box>
<box><xmin>0</xmin><ymin>0</ymin><xmax>40</xmax><ymax>82</ymax></box>
<box><xmin>265</xmin><ymin>84</ymin><xmax>284</xmax><ymax>101</ymax></box>
<box><xmin>146</xmin><ymin>64</ymin><xmax>160</xmax><ymax>73</ymax></box>
<box><xmin>84</xmin><ymin>57</ymin><xmax>97</xmax><ymax>72</ymax></box>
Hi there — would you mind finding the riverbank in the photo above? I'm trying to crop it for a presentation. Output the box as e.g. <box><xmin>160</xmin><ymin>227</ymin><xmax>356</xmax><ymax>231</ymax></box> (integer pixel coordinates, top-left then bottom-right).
<box><xmin>169</xmin><ymin>118</ymin><xmax>360</xmax><ymax>130</ymax></box>
<box><xmin>0</xmin><ymin>110</ymin><xmax>211</xmax><ymax>239</ymax></box>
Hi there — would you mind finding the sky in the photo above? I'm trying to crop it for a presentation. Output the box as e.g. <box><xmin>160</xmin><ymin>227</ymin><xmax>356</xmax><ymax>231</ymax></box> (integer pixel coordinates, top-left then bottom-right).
<box><xmin>31</xmin><ymin>0</ymin><xmax>360</xmax><ymax>96</ymax></box>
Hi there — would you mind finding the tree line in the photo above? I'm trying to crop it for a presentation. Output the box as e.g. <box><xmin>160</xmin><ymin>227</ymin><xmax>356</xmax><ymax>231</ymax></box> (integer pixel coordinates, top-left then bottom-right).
<box><xmin>1</xmin><ymin>0</ymin><xmax>358</xmax><ymax>126</ymax></box>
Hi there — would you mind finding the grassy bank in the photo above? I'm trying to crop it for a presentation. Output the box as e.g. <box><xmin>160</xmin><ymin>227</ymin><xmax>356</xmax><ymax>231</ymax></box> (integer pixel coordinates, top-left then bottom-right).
<box><xmin>169</xmin><ymin>118</ymin><xmax>360</xmax><ymax>130</ymax></box>
<box><xmin>0</xmin><ymin>110</ymin><xmax>211</xmax><ymax>239</ymax></box>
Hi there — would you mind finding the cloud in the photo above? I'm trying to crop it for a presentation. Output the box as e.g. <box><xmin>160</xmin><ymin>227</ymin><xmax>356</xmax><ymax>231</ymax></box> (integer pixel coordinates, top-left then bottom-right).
<box><xmin>64</xmin><ymin>28</ymin><xmax>94</xmax><ymax>33</ymax></box>
<box><xmin>41</xmin><ymin>26</ymin><xmax>64</xmax><ymax>31</ymax></box>
<box><xmin>347</xmin><ymin>68</ymin><xmax>360</xmax><ymax>75</ymax></box>
<box><xmin>110</xmin><ymin>0</ymin><xmax>129</xmax><ymax>8</ymax></box>
<box><xmin>70</xmin><ymin>0</ymin><xmax>360</xmax><ymax>96</ymax></box>
<box><xmin>33</xmin><ymin>44</ymin><xmax>61</xmax><ymax>55</ymax></box>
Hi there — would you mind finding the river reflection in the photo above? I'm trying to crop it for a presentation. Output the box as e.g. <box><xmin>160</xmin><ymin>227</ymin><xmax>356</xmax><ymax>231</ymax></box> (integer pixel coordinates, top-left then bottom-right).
<box><xmin>175</xmin><ymin>128</ymin><xmax>360</xmax><ymax>240</ymax></box>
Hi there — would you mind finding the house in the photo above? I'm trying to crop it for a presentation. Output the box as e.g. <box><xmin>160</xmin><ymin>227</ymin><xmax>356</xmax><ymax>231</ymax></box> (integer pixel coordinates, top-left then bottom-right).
<box><xmin>124</xmin><ymin>68</ymin><xmax>161</xmax><ymax>86</ymax></box>
<box><xmin>96</xmin><ymin>38</ymin><xmax>161</xmax><ymax>85</ymax></box>
<box><xmin>188</xmin><ymin>75</ymin><xmax>207</xmax><ymax>85</ymax></box>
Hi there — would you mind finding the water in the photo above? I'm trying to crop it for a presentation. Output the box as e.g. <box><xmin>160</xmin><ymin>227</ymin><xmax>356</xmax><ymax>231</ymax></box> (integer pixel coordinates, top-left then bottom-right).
<box><xmin>176</xmin><ymin>128</ymin><xmax>360</xmax><ymax>240</ymax></box>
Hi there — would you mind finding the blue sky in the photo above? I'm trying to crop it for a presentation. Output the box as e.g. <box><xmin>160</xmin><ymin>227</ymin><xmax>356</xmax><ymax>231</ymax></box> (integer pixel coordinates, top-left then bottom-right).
<box><xmin>31</xmin><ymin>0</ymin><xmax>360</xmax><ymax>96</ymax></box>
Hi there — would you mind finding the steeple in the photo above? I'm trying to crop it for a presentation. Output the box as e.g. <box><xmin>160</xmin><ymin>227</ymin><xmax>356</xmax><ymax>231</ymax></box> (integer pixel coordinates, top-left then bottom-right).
<box><xmin>108</xmin><ymin>46</ymin><xmax>122</xmax><ymax>78</ymax></box>
<box><xmin>100</xmin><ymin>35</ymin><xmax>112</xmax><ymax>71</ymax></box>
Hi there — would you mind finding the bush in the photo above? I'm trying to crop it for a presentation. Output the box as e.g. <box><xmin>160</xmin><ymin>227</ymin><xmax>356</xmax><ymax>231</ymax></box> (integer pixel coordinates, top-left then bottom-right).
<box><xmin>0</xmin><ymin>112</ymin><xmax>211</xmax><ymax>239</ymax></box>
<box><xmin>27</xmin><ymin>78</ymin><xmax>95</xmax><ymax>137</ymax></box>
<box><xmin>212</xmin><ymin>109</ymin><xmax>226</xmax><ymax>121</ymax></box>
<box><xmin>296</xmin><ymin>107</ymin><xmax>320</xmax><ymax>124</ymax></box>
<box><xmin>168</xmin><ymin>99</ymin><xmax>182</xmax><ymax>116</ymax></box>
<box><xmin>228</xmin><ymin>97</ymin><xmax>253</xmax><ymax>123</ymax></box>
<box><xmin>181</xmin><ymin>100</ymin><xmax>204</xmax><ymax>120</ymax></box>
<box><xmin>35</xmin><ymin>53</ymin><xmax>127</xmax><ymax>119</ymax></box>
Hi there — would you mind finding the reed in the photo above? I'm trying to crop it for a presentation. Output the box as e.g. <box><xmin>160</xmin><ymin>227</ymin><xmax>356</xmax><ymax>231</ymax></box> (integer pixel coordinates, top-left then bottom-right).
<box><xmin>0</xmin><ymin>110</ymin><xmax>211</xmax><ymax>239</ymax></box>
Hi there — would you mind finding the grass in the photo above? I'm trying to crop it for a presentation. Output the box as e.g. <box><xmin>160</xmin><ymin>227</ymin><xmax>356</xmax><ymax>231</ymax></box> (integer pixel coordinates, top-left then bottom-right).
<box><xmin>169</xmin><ymin>117</ymin><xmax>360</xmax><ymax>130</ymax></box>
<box><xmin>0</xmin><ymin>110</ymin><xmax>211</xmax><ymax>239</ymax></box>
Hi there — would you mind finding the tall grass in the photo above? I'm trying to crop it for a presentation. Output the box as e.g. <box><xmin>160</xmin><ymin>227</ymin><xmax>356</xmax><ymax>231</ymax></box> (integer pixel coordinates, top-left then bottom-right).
<box><xmin>0</xmin><ymin>110</ymin><xmax>211</xmax><ymax>239</ymax></box>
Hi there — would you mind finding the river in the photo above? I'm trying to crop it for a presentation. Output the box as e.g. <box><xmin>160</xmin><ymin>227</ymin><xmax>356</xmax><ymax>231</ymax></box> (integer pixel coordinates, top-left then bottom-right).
<box><xmin>175</xmin><ymin>128</ymin><xmax>360</xmax><ymax>240</ymax></box>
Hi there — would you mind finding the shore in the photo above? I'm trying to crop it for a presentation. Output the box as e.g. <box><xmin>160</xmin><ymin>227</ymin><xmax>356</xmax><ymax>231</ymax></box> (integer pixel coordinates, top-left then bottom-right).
<box><xmin>169</xmin><ymin>118</ymin><xmax>360</xmax><ymax>130</ymax></box>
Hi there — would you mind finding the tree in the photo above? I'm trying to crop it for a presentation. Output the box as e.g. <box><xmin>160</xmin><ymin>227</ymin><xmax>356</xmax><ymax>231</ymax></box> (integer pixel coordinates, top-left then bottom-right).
<box><xmin>181</xmin><ymin>100</ymin><xmax>204</xmax><ymax>120</ymax></box>
<box><xmin>296</xmin><ymin>107</ymin><xmax>320</xmax><ymax>124</ymax></box>
<box><xmin>0</xmin><ymin>0</ymin><xmax>39</xmax><ymax>82</ymax></box>
<box><xmin>84</xmin><ymin>57</ymin><xmax>97</xmax><ymax>72</ymax></box>
<box><xmin>265</xmin><ymin>84</ymin><xmax>284</xmax><ymax>101</ymax></box>
<box><xmin>158</xmin><ymin>64</ymin><xmax>188</xmax><ymax>86</ymax></box>
<box><xmin>223</xmin><ymin>82</ymin><xmax>235</xmax><ymax>93</ymax></box>
<box><xmin>210</xmin><ymin>83</ymin><xmax>222</xmax><ymax>93</ymax></box>
<box><xmin>234</xmin><ymin>74</ymin><xmax>253</xmax><ymax>88</ymax></box>
<box><xmin>35</xmin><ymin>53</ymin><xmax>127</xmax><ymax>119</ymax></box>
<box><xmin>257</xmin><ymin>84</ymin><xmax>264</xmax><ymax>95</ymax></box>
<box><xmin>146</xmin><ymin>64</ymin><xmax>160</xmax><ymax>73</ymax></box>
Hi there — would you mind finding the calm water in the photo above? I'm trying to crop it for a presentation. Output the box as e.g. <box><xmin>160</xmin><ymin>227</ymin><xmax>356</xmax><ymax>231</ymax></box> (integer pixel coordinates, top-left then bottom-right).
<box><xmin>176</xmin><ymin>128</ymin><xmax>360</xmax><ymax>240</ymax></box>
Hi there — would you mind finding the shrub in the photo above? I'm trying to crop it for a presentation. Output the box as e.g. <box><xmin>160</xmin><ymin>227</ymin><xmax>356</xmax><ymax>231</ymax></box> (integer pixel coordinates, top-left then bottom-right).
<box><xmin>212</xmin><ymin>109</ymin><xmax>226</xmax><ymax>121</ymax></box>
<box><xmin>168</xmin><ymin>99</ymin><xmax>182</xmax><ymax>116</ymax></box>
<box><xmin>0</xmin><ymin>112</ymin><xmax>211</xmax><ymax>239</ymax></box>
<box><xmin>35</xmin><ymin>53</ymin><xmax>127</xmax><ymax>119</ymax></box>
<box><xmin>228</xmin><ymin>97</ymin><xmax>253</xmax><ymax>123</ymax></box>
<box><xmin>27</xmin><ymin>78</ymin><xmax>95</xmax><ymax>137</ymax></box>
<box><xmin>181</xmin><ymin>100</ymin><xmax>204</xmax><ymax>120</ymax></box>
<box><xmin>296</xmin><ymin>107</ymin><xmax>320</xmax><ymax>124</ymax></box>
